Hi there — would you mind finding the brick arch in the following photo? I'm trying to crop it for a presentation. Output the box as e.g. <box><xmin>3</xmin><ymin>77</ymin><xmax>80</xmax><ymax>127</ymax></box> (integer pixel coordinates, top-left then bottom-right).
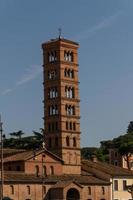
<box><xmin>66</xmin><ymin>188</ymin><xmax>80</xmax><ymax>200</ymax></box>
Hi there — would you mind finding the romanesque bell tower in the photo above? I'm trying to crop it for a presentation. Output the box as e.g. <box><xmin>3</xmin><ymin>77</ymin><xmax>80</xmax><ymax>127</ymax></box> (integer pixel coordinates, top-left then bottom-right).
<box><xmin>42</xmin><ymin>37</ymin><xmax>81</xmax><ymax>174</ymax></box>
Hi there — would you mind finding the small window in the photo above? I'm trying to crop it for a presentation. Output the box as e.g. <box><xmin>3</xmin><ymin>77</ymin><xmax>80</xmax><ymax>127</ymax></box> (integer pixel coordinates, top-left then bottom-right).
<box><xmin>35</xmin><ymin>165</ymin><xmax>39</xmax><ymax>177</ymax></box>
<box><xmin>70</xmin><ymin>122</ymin><xmax>72</xmax><ymax>130</ymax></box>
<box><xmin>123</xmin><ymin>180</ymin><xmax>127</xmax><ymax>190</ymax></box>
<box><xmin>73</xmin><ymin>122</ymin><xmax>76</xmax><ymax>130</ymax></box>
<box><xmin>10</xmin><ymin>185</ymin><xmax>14</xmax><ymax>194</ymax></box>
<box><xmin>55</xmin><ymin>137</ymin><xmax>58</xmax><ymax>147</ymax></box>
<box><xmin>66</xmin><ymin>136</ymin><xmax>70</xmax><ymax>146</ymax></box>
<box><xmin>50</xmin><ymin>166</ymin><xmax>54</xmax><ymax>175</ymax></box>
<box><xmin>43</xmin><ymin>186</ymin><xmax>46</xmax><ymax>194</ymax></box>
<box><xmin>66</xmin><ymin>121</ymin><xmax>68</xmax><ymax>130</ymax></box>
<box><xmin>88</xmin><ymin>186</ymin><xmax>91</xmax><ymax>195</ymax></box>
<box><xmin>48</xmin><ymin>123</ymin><xmax>51</xmax><ymax>132</ymax></box>
<box><xmin>102</xmin><ymin>186</ymin><xmax>105</xmax><ymax>195</ymax></box>
<box><xmin>114</xmin><ymin>160</ymin><xmax>118</xmax><ymax>166</ymax></box>
<box><xmin>52</xmin><ymin>122</ymin><xmax>54</xmax><ymax>131</ymax></box>
<box><xmin>49</xmin><ymin>138</ymin><xmax>52</xmax><ymax>148</ymax></box>
<box><xmin>43</xmin><ymin>166</ymin><xmax>47</xmax><ymax>176</ymax></box>
<box><xmin>27</xmin><ymin>185</ymin><xmax>30</xmax><ymax>195</ymax></box>
<box><xmin>73</xmin><ymin>137</ymin><xmax>76</xmax><ymax>147</ymax></box>
<box><xmin>114</xmin><ymin>180</ymin><xmax>118</xmax><ymax>191</ymax></box>
<box><xmin>55</xmin><ymin>122</ymin><xmax>58</xmax><ymax>131</ymax></box>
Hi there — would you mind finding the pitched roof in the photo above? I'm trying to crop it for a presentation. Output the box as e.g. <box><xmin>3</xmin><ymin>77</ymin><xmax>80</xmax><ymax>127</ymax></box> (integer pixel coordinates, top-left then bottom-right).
<box><xmin>52</xmin><ymin>180</ymin><xmax>83</xmax><ymax>189</ymax></box>
<box><xmin>43</xmin><ymin>174</ymin><xmax>110</xmax><ymax>185</ymax></box>
<box><xmin>2</xmin><ymin>148</ymin><xmax>26</xmax><ymax>158</ymax></box>
<box><xmin>2</xmin><ymin>172</ymin><xmax>109</xmax><ymax>185</ymax></box>
<box><xmin>82</xmin><ymin>159</ymin><xmax>133</xmax><ymax>179</ymax></box>
<box><xmin>4</xmin><ymin>149</ymin><xmax>63</xmax><ymax>163</ymax></box>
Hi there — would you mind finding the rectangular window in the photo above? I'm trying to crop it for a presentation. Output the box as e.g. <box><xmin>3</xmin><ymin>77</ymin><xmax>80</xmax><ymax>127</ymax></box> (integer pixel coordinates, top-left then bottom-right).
<box><xmin>114</xmin><ymin>180</ymin><xmax>118</xmax><ymax>191</ymax></box>
<box><xmin>123</xmin><ymin>180</ymin><xmax>127</xmax><ymax>191</ymax></box>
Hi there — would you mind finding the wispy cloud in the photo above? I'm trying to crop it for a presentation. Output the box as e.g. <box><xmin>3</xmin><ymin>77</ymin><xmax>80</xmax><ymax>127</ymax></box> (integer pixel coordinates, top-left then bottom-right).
<box><xmin>75</xmin><ymin>10</ymin><xmax>123</xmax><ymax>41</ymax></box>
<box><xmin>16</xmin><ymin>65</ymin><xmax>42</xmax><ymax>86</ymax></box>
<box><xmin>1</xmin><ymin>65</ymin><xmax>42</xmax><ymax>96</ymax></box>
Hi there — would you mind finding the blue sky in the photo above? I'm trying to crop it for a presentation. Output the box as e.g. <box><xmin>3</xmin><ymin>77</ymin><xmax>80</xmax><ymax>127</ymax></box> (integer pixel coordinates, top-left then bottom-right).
<box><xmin>0</xmin><ymin>0</ymin><xmax>133</xmax><ymax>147</ymax></box>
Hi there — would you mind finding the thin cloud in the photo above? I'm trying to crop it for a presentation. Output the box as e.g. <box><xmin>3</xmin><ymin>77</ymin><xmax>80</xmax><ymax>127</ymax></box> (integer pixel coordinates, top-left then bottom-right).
<box><xmin>16</xmin><ymin>65</ymin><xmax>42</xmax><ymax>86</ymax></box>
<box><xmin>75</xmin><ymin>10</ymin><xmax>123</xmax><ymax>41</ymax></box>
<box><xmin>1</xmin><ymin>88</ymin><xmax>15</xmax><ymax>95</ymax></box>
<box><xmin>1</xmin><ymin>65</ymin><xmax>42</xmax><ymax>96</ymax></box>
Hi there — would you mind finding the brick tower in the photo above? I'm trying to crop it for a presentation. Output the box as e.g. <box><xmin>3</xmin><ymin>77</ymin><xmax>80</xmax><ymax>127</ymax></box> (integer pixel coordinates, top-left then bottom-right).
<box><xmin>42</xmin><ymin>37</ymin><xmax>81</xmax><ymax>174</ymax></box>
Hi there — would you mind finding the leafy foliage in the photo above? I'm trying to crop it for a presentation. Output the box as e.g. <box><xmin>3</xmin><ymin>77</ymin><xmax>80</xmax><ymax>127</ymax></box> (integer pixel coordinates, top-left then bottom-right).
<box><xmin>3</xmin><ymin>130</ymin><xmax>44</xmax><ymax>150</ymax></box>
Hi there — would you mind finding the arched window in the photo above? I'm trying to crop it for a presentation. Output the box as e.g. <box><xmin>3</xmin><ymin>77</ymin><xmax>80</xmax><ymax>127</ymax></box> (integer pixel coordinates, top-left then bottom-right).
<box><xmin>55</xmin><ymin>122</ymin><xmax>58</xmax><ymax>131</ymax></box>
<box><xmin>66</xmin><ymin>136</ymin><xmax>70</xmax><ymax>146</ymax></box>
<box><xmin>43</xmin><ymin>166</ymin><xmax>47</xmax><ymax>176</ymax></box>
<box><xmin>48</xmin><ymin>123</ymin><xmax>51</xmax><ymax>132</ymax></box>
<box><xmin>66</xmin><ymin>105</ymin><xmax>75</xmax><ymax>115</ymax></box>
<box><xmin>88</xmin><ymin>186</ymin><xmax>91</xmax><ymax>195</ymax></box>
<box><xmin>55</xmin><ymin>137</ymin><xmax>58</xmax><ymax>147</ymax></box>
<box><xmin>10</xmin><ymin>185</ymin><xmax>14</xmax><ymax>194</ymax></box>
<box><xmin>43</xmin><ymin>186</ymin><xmax>46</xmax><ymax>194</ymax></box>
<box><xmin>70</xmin><ymin>122</ymin><xmax>72</xmax><ymax>130</ymax></box>
<box><xmin>102</xmin><ymin>187</ymin><xmax>105</xmax><ymax>195</ymax></box>
<box><xmin>50</xmin><ymin>166</ymin><xmax>54</xmax><ymax>175</ymax></box>
<box><xmin>73</xmin><ymin>122</ymin><xmax>76</xmax><ymax>130</ymax></box>
<box><xmin>48</xmin><ymin>51</ymin><xmax>57</xmax><ymax>62</ymax></box>
<box><xmin>64</xmin><ymin>68</ymin><xmax>67</xmax><ymax>77</ymax></box>
<box><xmin>73</xmin><ymin>137</ymin><xmax>76</xmax><ymax>147</ymax></box>
<box><xmin>66</xmin><ymin>121</ymin><xmax>68</xmax><ymax>130</ymax></box>
<box><xmin>35</xmin><ymin>165</ymin><xmax>39</xmax><ymax>176</ymax></box>
<box><xmin>64</xmin><ymin>51</ymin><xmax>73</xmax><ymax>62</ymax></box>
<box><xmin>27</xmin><ymin>185</ymin><xmax>30</xmax><ymax>195</ymax></box>
<box><xmin>49</xmin><ymin>105</ymin><xmax>58</xmax><ymax>116</ymax></box>
<box><xmin>71</xmin><ymin>70</ymin><xmax>74</xmax><ymax>78</ymax></box>
<box><xmin>49</xmin><ymin>138</ymin><xmax>52</xmax><ymax>148</ymax></box>
<box><xmin>52</xmin><ymin>122</ymin><xmax>54</xmax><ymax>131</ymax></box>
<box><xmin>48</xmin><ymin>70</ymin><xmax>57</xmax><ymax>80</ymax></box>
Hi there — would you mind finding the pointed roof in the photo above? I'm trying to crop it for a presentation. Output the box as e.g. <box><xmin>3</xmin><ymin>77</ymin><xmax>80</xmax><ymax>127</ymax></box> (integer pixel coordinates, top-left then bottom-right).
<box><xmin>4</xmin><ymin>149</ymin><xmax>63</xmax><ymax>163</ymax></box>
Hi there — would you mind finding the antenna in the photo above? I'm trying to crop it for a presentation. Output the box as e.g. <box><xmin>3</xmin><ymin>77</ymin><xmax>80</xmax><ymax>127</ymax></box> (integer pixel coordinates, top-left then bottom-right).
<box><xmin>58</xmin><ymin>27</ymin><xmax>62</xmax><ymax>39</ymax></box>
<box><xmin>0</xmin><ymin>114</ymin><xmax>4</xmax><ymax>200</ymax></box>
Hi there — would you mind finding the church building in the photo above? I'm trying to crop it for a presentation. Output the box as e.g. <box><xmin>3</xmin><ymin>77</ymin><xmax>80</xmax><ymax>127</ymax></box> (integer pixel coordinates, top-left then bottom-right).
<box><xmin>1</xmin><ymin>36</ymin><xmax>133</xmax><ymax>200</ymax></box>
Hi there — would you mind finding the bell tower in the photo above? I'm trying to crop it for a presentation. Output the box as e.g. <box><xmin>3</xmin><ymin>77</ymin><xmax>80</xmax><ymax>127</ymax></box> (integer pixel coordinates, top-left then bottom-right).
<box><xmin>42</xmin><ymin>37</ymin><xmax>81</xmax><ymax>174</ymax></box>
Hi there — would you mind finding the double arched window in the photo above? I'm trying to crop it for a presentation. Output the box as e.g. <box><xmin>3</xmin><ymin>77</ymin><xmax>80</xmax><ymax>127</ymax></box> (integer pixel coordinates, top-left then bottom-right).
<box><xmin>65</xmin><ymin>86</ymin><xmax>74</xmax><ymax>98</ymax></box>
<box><xmin>64</xmin><ymin>68</ymin><xmax>74</xmax><ymax>78</ymax></box>
<box><xmin>48</xmin><ymin>122</ymin><xmax>58</xmax><ymax>132</ymax></box>
<box><xmin>66</xmin><ymin>121</ymin><xmax>76</xmax><ymax>131</ymax></box>
<box><xmin>49</xmin><ymin>105</ymin><xmax>58</xmax><ymax>115</ymax></box>
<box><xmin>48</xmin><ymin>70</ymin><xmax>57</xmax><ymax>80</ymax></box>
<box><xmin>66</xmin><ymin>136</ymin><xmax>77</xmax><ymax>147</ymax></box>
<box><xmin>65</xmin><ymin>105</ymin><xmax>75</xmax><ymax>115</ymax></box>
<box><xmin>48</xmin><ymin>51</ymin><xmax>57</xmax><ymax>62</ymax></box>
<box><xmin>48</xmin><ymin>87</ymin><xmax>58</xmax><ymax>99</ymax></box>
<box><xmin>64</xmin><ymin>51</ymin><xmax>73</xmax><ymax>62</ymax></box>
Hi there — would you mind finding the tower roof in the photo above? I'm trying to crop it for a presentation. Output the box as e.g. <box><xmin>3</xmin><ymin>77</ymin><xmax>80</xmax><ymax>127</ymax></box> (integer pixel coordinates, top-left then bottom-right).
<box><xmin>42</xmin><ymin>37</ymin><xmax>79</xmax><ymax>47</ymax></box>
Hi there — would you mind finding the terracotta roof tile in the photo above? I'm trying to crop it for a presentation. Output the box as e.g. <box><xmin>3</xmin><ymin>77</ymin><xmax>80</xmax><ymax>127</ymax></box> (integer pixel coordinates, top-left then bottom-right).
<box><xmin>2</xmin><ymin>172</ymin><xmax>110</xmax><ymax>185</ymax></box>
<box><xmin>82</xmin><ymin>159</ymin><xmax>133</xmax><ymax>179</ymax></box>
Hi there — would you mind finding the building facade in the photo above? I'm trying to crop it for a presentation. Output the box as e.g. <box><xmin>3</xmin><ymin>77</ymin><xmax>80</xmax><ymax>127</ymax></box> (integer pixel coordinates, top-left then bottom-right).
<box><xmin>42</xmin><ymin>38</ymin><xmax>81</xmax><ymax>175</ymax></box>
<box><xmin>1</xmin><ymin>36</ymin><xmax>133</xmax><ymax>200</ymax></box>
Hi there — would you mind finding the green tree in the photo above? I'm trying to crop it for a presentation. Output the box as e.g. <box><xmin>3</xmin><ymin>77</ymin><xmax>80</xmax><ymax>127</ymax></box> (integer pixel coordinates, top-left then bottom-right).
<box><xmin>9</xmin><ymin>130</ymin><xmax>24</xmax><ymax>139</ymax></box>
